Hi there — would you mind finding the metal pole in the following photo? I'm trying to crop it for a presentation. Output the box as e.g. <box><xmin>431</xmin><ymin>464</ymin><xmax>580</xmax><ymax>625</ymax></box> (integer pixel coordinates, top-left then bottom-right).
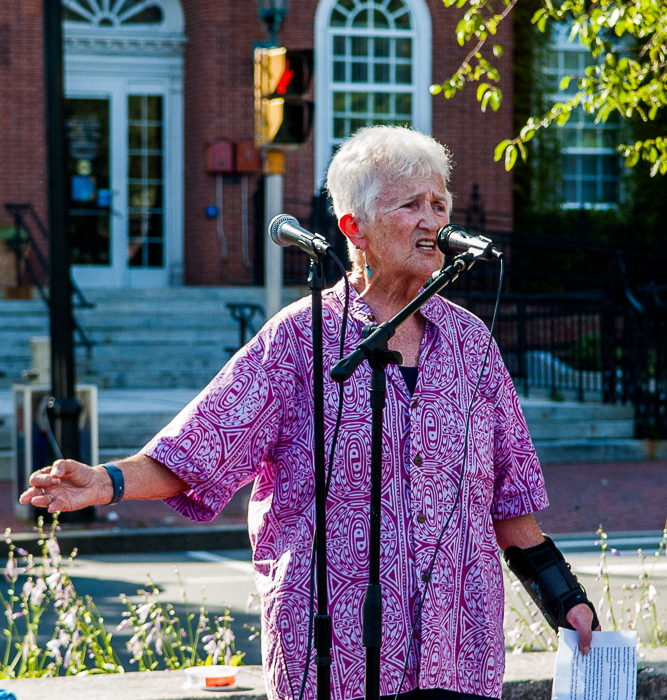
<box><xmin>308</xmin><ymin>258</ymin><xmax>332</xmax><ymax>700</ymax></box>
<box><xmin>43</xmin><ymin>0</ymin><xmax>90</xmax><ymax>520</ymax></box>
<box><xmin>264</xmin><ymin>151</ymin><xmax>284</xmax><ymax>319</ymax></box>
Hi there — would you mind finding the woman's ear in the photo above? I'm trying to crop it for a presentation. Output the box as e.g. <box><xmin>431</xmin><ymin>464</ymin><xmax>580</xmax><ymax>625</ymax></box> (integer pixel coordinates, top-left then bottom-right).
<box><xmin>339</xmin><ymin>214</ymin><xmax>365</xmax><ymax>247</ymax></box>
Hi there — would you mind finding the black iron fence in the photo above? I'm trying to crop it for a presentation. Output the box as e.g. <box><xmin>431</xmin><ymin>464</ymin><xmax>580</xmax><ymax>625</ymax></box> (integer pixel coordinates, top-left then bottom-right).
<box><xmin>602</xmin><ymin>273</ymin><xmax>667</xmax><ymax>439</ymax></box>
<box><xmin>447</xmin><ymin>290</ymin><xmax>603</xmax><ymax>402</ymax></box>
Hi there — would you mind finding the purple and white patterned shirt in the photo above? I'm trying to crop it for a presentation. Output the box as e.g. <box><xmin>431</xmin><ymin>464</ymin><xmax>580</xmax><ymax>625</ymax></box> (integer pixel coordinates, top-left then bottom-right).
<box><xmin>142</xmin><ymin>280</ymin><xmax>548</xmax><ymax>700</ymax></box>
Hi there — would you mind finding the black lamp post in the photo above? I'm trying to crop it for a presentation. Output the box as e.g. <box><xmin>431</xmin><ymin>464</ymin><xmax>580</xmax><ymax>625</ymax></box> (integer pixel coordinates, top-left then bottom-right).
<box><xmin>43</xmin><ymin>0</ymin><xmax>93</xmax><ymax>522</ymax></box>
<box><xmin>255</xmin><ymin>0</ymin><xmax>290</xmax><ymax>46</ymax></box>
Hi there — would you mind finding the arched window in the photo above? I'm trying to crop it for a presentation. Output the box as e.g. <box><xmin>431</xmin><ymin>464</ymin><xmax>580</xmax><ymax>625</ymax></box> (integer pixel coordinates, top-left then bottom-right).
<box><xmin>314</xmin><ymin>0</ymin><xmax>432</xmax><ymax>187</ymax></box>
<box><xmin>545</xmin><ymin>24</ymin><xmax>620</xmax><ymax>208</ymax></box>
<box><xmin>63</xmin><ymin>0</ymin><xmax>164</xmax><ymax>27</ymax></box>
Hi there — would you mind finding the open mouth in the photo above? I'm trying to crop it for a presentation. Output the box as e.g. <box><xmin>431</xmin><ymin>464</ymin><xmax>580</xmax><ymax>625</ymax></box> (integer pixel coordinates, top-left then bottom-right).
<box><xmin>415</xmin><ymin>239</ymin><xmax>436</xmax><ymax>251</ymax></box>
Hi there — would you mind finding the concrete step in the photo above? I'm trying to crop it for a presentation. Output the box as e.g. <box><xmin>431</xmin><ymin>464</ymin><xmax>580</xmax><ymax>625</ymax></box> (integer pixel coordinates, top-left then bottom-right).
<box><xmin>527</xmin><ymin>419</ymin><xmax>635</xmax><ymax>441</ymax></box>
<box><xmin>533</xmin><ymin>439</ymin><xmax>667</xmax><ymax>463</ymax></box>
<box><xmin>0</xmin><ymin>387</ymin><xmax>662</xmax><ymax>479</ymax></box>
<box><xmin>520</xmin><ymin>399</ymin><xmax>634</xmax><ymax>422</ymax></box>
<box><xmin>0</xmin><ymin>286</ymin><xmax>307</xmax><ymax>390</ymax></box>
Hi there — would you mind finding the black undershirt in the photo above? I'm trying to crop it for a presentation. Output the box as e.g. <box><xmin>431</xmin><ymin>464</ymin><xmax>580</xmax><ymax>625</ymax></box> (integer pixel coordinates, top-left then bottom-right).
<box><xmin>398</xmin><ymin>365</ymin><xmax>419</xmax><ymax>395</ymax></box>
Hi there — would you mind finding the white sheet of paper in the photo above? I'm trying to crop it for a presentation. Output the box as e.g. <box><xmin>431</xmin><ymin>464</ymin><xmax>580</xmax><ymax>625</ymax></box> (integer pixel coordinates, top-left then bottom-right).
<box><xmin>551</xmin><ymin>628</ymin><xmax>637</xmax><ymax>700</ymax></box>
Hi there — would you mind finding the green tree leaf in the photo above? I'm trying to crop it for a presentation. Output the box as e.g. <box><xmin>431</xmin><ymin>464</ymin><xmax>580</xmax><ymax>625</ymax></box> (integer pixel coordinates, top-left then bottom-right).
<box><xmin>494</xmin><ymin>139</ymin><xmax>511</xmax><ymax>161</ymax></box>
<box><xmin>505</xmin><ymin>144</ymin><xmax>518</xmax><ymax>171</ymax></box>
<box><xmin>477</xmin><ymin>83</ymin><xmax>490</xmax><ymax>101</ymax></box>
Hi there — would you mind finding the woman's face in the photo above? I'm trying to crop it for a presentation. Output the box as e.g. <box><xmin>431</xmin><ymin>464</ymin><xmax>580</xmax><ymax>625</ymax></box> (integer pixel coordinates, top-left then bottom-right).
<box><xmin>362</xmin><ymin>174</ymin><xmax>450</xmax><ymax>286</ymax></box>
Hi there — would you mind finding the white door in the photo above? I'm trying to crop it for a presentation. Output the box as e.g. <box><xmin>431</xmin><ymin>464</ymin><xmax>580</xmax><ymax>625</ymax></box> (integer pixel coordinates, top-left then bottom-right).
<box><xmin>63</xmin><ymin>0</ymin><xmax>185</xmax><ymax>289</ymax></box>
<box><xmin>66</xmin><ymin>77</ymin><xmax>177</xmax><ymax>288</ymax></box>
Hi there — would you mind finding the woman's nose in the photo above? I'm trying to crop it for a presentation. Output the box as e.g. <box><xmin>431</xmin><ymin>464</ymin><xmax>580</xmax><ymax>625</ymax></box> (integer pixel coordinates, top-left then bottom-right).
<box><xmin>420</xmin><ymin>205</ymin><xmax>448</xmax><ymax>232</ymax></box>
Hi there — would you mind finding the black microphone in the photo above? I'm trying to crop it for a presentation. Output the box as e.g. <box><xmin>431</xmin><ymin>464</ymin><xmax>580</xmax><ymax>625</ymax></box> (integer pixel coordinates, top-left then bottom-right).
<box><xmin>269</xmin><ymin>214</ymin><xmax>331</xmax><ymax>258</ymax></box>
<box><xmin>436</xmin><ymin>224</ymin><xmax>502</xmax><ymax>260</ymax></box>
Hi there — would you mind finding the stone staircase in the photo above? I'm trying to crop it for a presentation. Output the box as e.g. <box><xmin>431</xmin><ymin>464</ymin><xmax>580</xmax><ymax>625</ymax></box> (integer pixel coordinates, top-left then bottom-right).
<box><xmin>0</xmin><ymin>387</ymin><xmax>662</xmax><ymax>482</ymax></box>
<box><xmin>519</xmin><ymin>399</ymin><xmax>665</xmax><ymax>463</ymax></box>
<box><xmin>0</xmin><ymin>287</ymin><xmax>664</xmax><ymax>482</ymax></box>
<box><xmin>0</xmin><ymin>287</ymin><xmax>305</xmax><ymax>390</ymax></box>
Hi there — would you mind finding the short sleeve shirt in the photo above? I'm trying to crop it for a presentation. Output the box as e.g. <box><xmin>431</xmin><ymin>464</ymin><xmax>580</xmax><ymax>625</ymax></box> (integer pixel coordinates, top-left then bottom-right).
<box><xmin>142</xmin><ymin>280</ymin><xmax>549</xmax><ymax>700</ymax></box>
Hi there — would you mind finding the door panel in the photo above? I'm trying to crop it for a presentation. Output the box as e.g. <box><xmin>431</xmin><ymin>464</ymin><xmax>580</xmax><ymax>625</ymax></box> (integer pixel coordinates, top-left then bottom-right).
<box><xmin>66</xmin><ymin>98</ymin><xmax>112</xmax><ymax>266</ymax></box>
<box><xmin>67</xmin><ymin>79</ymin><xmax>171</xmax><ymax>288</ymax></box>
<box><xmin>127</xmin><ymin>94</ymin><xmax>165</xmax><ymax>269</ymax></box>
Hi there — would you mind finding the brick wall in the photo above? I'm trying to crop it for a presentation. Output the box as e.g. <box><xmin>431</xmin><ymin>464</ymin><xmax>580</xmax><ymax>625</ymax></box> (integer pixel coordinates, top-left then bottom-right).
<box><xmin>0</xmin><ymin>0</ymin><xmax>514</xmax><ymax>287</ymax></box>
<box><xmin>0</xmin><ymin>1</ymin><xmax>48</xmax><ymax>241</ymax></box>
<box><xmin>180</xmin><ymin>0</ymin><xmax>514</xmax><ymax>285</ymax></box>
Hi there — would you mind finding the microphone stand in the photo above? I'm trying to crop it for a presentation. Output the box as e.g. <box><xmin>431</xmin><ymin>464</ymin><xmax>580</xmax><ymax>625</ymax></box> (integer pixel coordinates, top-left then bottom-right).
<box><xmin>308</xmin><ymin>250</ymin><xmax>333</xmax><ymax>700</ymax></box>
<box><xmin>329</xmin><ymin>251</ymin><xmax>479</xmax><ymax>700</ymax></box>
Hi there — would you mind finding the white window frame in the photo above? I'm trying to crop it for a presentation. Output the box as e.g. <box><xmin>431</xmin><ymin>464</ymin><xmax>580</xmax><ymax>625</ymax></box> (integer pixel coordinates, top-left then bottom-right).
<box><xmin>545</xmin><ymin>25</ymin><xmax>620</xmax><ymax>210</ymax></box>
<box><xmin>314</xmin><ymin>0</ymin><xmax>432</xmax><ymax>191</ymax></box>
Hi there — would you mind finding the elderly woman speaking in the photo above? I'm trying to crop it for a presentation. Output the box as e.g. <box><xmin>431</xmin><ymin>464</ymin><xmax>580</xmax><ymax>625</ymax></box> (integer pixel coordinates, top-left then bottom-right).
<box><xmin>22</xmin><ymin>127</ymin><xmax>596</xmax><ymax>700</ymax></box>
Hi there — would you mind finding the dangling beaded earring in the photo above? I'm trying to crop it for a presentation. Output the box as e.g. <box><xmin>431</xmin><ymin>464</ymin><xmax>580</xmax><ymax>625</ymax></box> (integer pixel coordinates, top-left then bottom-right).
<box><xmin>356</xmin><ymin>245</ymin><xmax>372</xmax><ymax>279</ymax></box>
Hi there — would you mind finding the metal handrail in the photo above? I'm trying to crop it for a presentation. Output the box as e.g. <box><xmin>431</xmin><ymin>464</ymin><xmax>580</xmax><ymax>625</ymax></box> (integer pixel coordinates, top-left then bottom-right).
<box><xmin>4</xmin><ymin>203</ymin><xmax>94</xmax><ymax>350</ymax></box>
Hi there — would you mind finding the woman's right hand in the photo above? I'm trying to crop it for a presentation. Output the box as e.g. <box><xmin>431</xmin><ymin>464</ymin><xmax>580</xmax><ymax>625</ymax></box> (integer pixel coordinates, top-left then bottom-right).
<box><xmin>19</xmin><ymin>460</ymin><xmax>113</xmax><ymax>513</ymax></box>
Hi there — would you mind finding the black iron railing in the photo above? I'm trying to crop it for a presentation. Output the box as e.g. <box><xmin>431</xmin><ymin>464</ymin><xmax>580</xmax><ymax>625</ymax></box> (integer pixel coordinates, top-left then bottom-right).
<box><xmin>225</xmin><ymin>303</ymin><xmax>264</xmax><ymax>357</ymax></box>
<box><xmin>602</xmin><ymin>267</ymin><xmax>667</xmax><ymax>439</ymax></box>
<box><xmin>447</xmin><ymin>290</ymin><xmax>603</xmax><ymax>402</ymax></box>
<box><xmin>5</xmin><ymin>203</ymin><xmax>94</xmax><ymax>349</ymax></box>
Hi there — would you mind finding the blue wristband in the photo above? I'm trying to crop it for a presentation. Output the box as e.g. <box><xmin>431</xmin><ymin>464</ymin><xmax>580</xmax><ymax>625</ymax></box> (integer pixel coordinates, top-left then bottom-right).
<box><xmin>102</xmin><ymin>463</ymin><xmax>125</xmax><ymax>505</ymax></box>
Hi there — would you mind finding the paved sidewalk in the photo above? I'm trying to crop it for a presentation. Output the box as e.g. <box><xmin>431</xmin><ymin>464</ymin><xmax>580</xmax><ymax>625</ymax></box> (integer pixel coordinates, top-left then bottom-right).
<box><xmin>0</xmin><ymin>480</ymin><xmax>252</xmax><ymax>534</ymax></box>
<box><xmin>536</xmin><ymin>459</ymin><xmax>667</xmax><ymax>534</ymax></box>
<box><xmin>2</xmin><ymin>459</ymin><xmax>666</xmax><ymax>539</ymax></box>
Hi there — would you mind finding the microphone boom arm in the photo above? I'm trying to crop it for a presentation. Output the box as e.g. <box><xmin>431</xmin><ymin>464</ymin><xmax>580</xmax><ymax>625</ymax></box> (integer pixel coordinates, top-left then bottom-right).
<box><xmin>330</xmin><ymin>252</ymin><xmax>479</xmax><ymax>384</ymax></box>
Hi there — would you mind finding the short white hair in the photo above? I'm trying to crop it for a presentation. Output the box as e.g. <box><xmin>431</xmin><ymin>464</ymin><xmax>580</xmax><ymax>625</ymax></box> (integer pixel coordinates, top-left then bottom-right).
<box><xmin>326</xmin><ymin>126</ymin><xmax>453</xmax><ymax>225</ymax></box>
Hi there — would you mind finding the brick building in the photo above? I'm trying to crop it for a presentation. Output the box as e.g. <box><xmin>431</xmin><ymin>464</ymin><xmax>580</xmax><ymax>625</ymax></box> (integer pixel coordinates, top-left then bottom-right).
<box><xmin>0</xmin><ymin>0</ymin><xmax>515</xmax><ymax>290</ymax></box>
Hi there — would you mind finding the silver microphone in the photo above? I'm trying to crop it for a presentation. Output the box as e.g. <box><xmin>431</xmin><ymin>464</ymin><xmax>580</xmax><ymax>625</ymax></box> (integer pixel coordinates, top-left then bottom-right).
<box><xmin>436</xmin><ymin>224</ymin><xmax>502</xmax><ymax>260</ymax></box>
<box><xmin>269</xmin><ymin>214</ymin><xmax>331</xmax><ymax>257</ymax></box>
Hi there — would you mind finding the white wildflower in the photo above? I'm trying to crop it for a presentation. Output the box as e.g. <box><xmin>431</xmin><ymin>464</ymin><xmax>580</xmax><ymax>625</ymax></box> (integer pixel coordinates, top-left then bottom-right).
<box><xmin>116</xmin><ymin>617</ymin><xmax>132</xmax><ymax>632</ymax></box>
<box><xmin>30</xmin><ymin>578</ymin><xmax>47</xmax><ymax>606</ymax></box>
<box><xmin>135</xmin><ymin>602</ymin><xmax>152</xmax><ymax>623</ymax></box>
<box><xmin>22</xmin><ymin>578</ymin><xmax>34</xmax><ymax>599</ymax></box>
<box><xmin>45</xmin><ymin>537</ymin><xmax>60</xmax><ymax>563</ymax></box>
<box><xmin>46</xmin><ymin>637</ymin><xmax>63</xmax><ymax>663</ymax></box>
<box><xmin>4</xmin><ymin>553</ymin><xmax>16</xmax><ymax>582</ymax></box>
<box><xmin>63</xmin><ymin>606</ymin><xmax>78</xmax><ymax>630</ymax></box>
<box><xmin>46</xmin><ymin>571</ymin><xmax>61</xmax><ymax>590</ymax></box>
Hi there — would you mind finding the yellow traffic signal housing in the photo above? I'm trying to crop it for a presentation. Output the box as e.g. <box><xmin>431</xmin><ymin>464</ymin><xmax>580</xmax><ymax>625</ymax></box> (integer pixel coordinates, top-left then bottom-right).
<box><xmin>255</xmin><ymin>47</ymin><xmax>287</xmax><ymax>147</ymax></box>
<box><xmin>254</xmin><ymin>47</ymin><xmax>314</xmax><ymax>149</ymax></box>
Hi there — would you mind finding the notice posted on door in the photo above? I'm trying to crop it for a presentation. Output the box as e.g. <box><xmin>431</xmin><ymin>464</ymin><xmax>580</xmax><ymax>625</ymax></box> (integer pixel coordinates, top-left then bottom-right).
<box><xmin>551</xmin><ymin>628</ymin><xmax>637</xmax><ymax>700</ymax></box>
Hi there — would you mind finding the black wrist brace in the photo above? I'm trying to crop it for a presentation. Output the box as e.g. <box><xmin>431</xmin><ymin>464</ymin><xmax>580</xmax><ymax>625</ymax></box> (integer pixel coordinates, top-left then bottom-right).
<box><xmin>504</xmin><ymin>535</ymin><xmax>599</xmax><ymax>632</ymax></box>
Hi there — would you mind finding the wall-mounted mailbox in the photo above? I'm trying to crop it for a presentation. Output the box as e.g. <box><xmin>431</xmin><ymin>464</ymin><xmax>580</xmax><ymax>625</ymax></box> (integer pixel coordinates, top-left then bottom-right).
<box><xmin>235</xmin><ymin>141</ymin><xmax>260</xmax><ymax>173</ymax></box>
<box><xmin>207</xmin><ymin>140</ymin><xmax>234</xmax><ymax>173</ymax></box>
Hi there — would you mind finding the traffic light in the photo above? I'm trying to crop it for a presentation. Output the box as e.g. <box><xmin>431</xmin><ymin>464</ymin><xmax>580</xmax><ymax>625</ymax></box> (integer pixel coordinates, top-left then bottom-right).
<box><xmin>254</xmin><ymin>47</ymin><xmax>314</xmax><ymax>149</ymax></box>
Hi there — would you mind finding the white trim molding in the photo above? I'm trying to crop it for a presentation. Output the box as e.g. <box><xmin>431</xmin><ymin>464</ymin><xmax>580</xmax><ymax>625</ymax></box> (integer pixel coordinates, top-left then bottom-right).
<box><xmin>64</xmin><ymin>31</ymin><xmax>186</xmax><ymax>57</ymax></box>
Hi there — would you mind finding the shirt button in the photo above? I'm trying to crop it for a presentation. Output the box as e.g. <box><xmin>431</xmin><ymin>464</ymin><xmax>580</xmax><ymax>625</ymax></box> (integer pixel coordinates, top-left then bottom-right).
<box><xmin>421</xmin><ymin>572</ymin><xmax>431</xmax><ymax>582</ymax></box>
<box><xmin>417</xmin><ymin>513</ymin><xmax>426</xmax><ymax>523</ymax></box>
<box><xmin>411</xmin><ymin>399</ymin><xmax>419</xmax><ymax>409</ymax></box>
<box><xmin>413</xmin><ymin>454</ymin><xmax>423</xmax><ymax>466</ymax></box>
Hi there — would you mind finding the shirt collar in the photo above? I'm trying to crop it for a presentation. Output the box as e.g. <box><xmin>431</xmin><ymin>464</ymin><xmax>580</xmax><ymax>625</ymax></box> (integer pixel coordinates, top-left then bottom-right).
<box><xmin>331</xmin><ymin>276</ymin><xmax>451</xmax><ymax>331</ymax></box>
